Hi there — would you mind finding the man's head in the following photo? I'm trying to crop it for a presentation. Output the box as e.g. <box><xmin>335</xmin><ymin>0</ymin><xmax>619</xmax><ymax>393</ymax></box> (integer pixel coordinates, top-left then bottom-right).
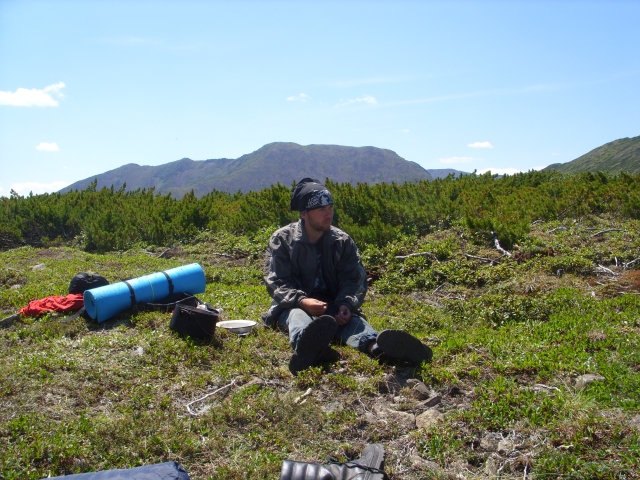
<box><xmin>290</xmin><ymin>178</ymin><xmax>334</xmax><ymax>214</ymax></box>
<box><xmin>291</xmin><ymin>178</ymin><xmax>334</xmax><ymax>234</ymax></box>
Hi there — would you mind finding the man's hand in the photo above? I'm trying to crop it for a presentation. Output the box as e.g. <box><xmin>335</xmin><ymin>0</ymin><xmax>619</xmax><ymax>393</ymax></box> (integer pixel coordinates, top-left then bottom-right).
<box><xmin>299</xmin><ymin>298</ymin><xmax>328</xmax><ymax>316</ymax></box>
<box><xmin>335</xmin><ymin>305</ymin><xmax>351</xmax><ymax>326</ymax></box>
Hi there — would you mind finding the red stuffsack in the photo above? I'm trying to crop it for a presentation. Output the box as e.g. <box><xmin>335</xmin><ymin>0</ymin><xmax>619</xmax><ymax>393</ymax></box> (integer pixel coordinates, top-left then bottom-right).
<box><xmin>19</xmin><ymin>293</ymin><xmax>85</xmax><ymax>317</ymax></box>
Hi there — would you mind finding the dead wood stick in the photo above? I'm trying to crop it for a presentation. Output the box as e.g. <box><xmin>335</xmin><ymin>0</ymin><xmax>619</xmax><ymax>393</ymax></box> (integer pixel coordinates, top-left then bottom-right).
<box><xmin>534</xmin><ymin>383</ymin><xmax>560</xmax><ymax>393</ymax></box>
<box><xmin>211</xmin><ymin>253</ymin><xmax>235</xmax><ymax>258</ymax></box>
<box><xmin>293</xmin><ymin>388</ymin><xmax>313</xmax><ymax>404</ymax></box>
<box><xmin>491</xmin><ymin>231</ymin><xmax>511</xmax><ymax>257</ymax></box>
<box><xmin>594</xmin><ymin>264</ymin><xmax>618</xmax><ymax>276</ymax></box>
<box><xmin>465</xmin><ymin>253</ymin><xmax>498</xmax><ymax>264</ymax></box>
<box><xmin>157</xmin><ymin>248</ymin><xmax>175</xmax><ymax>258</ymax></box>
<box><xmin>548</xmin><ymin>226</ymin><xmax>568</xmax><ymax>233</ymax></box>
<box><xmin>592</xmin><ymin>229</ymin><xmax>621</xmax><ymax>237</ymax></box>
<box><xmin>186</xmin><ymin>378</ymin><xmax>238</xmax><ymax>416</ymax></box>
<box><xmin>395</xmin><ymin>252</ymin><xmax>439</xmax><ymax>262</ymax></box>
<box><xmin>623</xmin><ymin>258</ymin><xmax>640</xmax><ymax>269</ymax></box>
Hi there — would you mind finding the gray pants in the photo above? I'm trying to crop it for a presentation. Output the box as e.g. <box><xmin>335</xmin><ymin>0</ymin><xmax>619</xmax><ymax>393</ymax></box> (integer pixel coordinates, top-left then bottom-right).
<box><xmin>278</xmin><ymin>307</ymin><xmax>378</xmax><ymax>352</ymax></box>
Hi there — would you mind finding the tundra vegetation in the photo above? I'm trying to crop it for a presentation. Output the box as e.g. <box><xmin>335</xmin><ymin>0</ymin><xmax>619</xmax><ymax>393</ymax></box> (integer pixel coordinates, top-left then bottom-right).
<box><xmin>1</xmin><ymin>170</ymin><xmax>639</xmax><ymax>479</ymax></box>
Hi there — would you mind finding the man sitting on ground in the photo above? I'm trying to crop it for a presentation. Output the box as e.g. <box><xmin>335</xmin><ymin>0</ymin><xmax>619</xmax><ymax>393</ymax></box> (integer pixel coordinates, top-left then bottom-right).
<box><xmin>262</xmin><ymin>178</ymin><xmax>432</xmax><ymax>374</ymax></box>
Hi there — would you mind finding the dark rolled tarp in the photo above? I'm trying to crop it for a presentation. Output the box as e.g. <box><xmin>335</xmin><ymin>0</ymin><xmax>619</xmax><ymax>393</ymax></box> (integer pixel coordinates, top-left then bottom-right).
<box><xmin>45</xmin><ymin>461</ymin><xmax>190</xmax><ymax>479</ymax></box>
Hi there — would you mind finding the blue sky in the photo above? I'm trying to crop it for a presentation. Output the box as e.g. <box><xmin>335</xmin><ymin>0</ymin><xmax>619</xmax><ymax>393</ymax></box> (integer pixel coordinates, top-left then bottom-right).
<box><xmin>1</xmin><ymin>0</ymin><xmax>639</xmax><ymax>196</ymax></box>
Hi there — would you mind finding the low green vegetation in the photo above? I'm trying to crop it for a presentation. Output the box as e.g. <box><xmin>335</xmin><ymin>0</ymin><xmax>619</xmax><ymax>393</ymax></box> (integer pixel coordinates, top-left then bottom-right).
<box><xmin>1</xmin><ymin>172</ymin><xmax>640</xmax><ymax>479</ymax></box>
<box><xmin>3</xmin><ymin>170</ymin><xmax>640</xmax><ymax>254</ymax></box>
<box><xmin>545</xmin><ymin>135</ymin><xmax>640</xmax><ymax>175</ymax></box>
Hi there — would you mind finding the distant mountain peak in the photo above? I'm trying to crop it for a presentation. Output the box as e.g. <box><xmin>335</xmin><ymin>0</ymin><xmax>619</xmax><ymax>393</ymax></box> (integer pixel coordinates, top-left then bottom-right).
<box><xmin>60</xmin><ymin>142</ymin><xmax>436</xmax><ymax>198</ymax></box>
<box><xmin>544</xmin><ymin>135</ymin><xmax>640</xmax><ymax>174</ymax></box>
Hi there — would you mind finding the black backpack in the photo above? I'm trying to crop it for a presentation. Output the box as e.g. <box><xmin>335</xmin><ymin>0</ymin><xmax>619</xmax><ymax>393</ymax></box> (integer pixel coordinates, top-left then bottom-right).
<box><xmin>169</xmin><ymin>303</ymin><xmax>220</xmax><ymax>339</ymax></box>
<box><xmin>134</xmin><ymin>292</ymin><xmax>220</xmax><ymax>339</ymax></box>
<box><xmin>69</xmin><ymin>273</ymin><xmax>110</xmax><ymax>294</ymax></box>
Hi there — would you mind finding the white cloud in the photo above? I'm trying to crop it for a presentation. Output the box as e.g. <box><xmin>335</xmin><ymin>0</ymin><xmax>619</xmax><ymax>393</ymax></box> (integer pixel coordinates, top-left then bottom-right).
<box><xmin>0</xmin><ymin>82</ymin><xmax>66</xmax><ymax>107</ymax></box>
<box><xmin>10</xmin><ymin>181</ymin><xmax>70</xmax><ymax>196</ymax></box>
<box><xmin>552</xmin><ymin>152</ymin><xmax>560</xmax><ymax>156</ymax></box>
<box><xmin>36</xmin><ymin>142</ymin><xmax>59</xmax><ymax>152</ymax></box>
<box><xmin>468</xmin><ymin>141</ymin><xmax>493</xmax><ymax>149</ymax></box>
<box><xmin>286</xmin><ymin>93</ymin><xmax>309</xmax><ymax>102</ymax></box>
<box><xmin>439</xmin><ymin>156</ymin><xmax>478</xmax><ymax>164</ymax></box>
<box><xmin>401</xmin><ymin>129</ymin><xmax>410</xmax><ymax>133</ymax></box>
<box><xmin>335</xmin><ymin>95</ymin><xmax>377</xmax><ymax>108</ymax></box>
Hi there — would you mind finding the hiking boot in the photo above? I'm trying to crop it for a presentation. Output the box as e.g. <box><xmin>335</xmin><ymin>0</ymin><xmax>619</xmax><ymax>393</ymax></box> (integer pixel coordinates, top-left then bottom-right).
<box><xmin>279</xmin><ymin>444</ymin><xmax>386</xmax><ymax>480</ymax></box>
<box><xmin>290</xmin><ymin>346</ymin><xmax>341</xmax><ymax>373</ymax></box>
<box><xmin>289</xmin><ymin>315</ymin><xmax>338</xmax><ymax>375</ymax></box>
<box><xmin>328</xmin><ymin>443</ymin><xmax>386</xmax><ymax>480</ymax></box>
<box><xmin>279</xmin><ymin>461</ymin><xmax>334</xmax><ymax>480</ymax></box>
<box><xmin>318</xmin><ymin>346</ymin><xmax>341</xmax><ymax>363</ymax></box>
<box><xmin>373</xmin><ymin>330</ymin><xmax>432</xmax><ymax>364</ymax></box>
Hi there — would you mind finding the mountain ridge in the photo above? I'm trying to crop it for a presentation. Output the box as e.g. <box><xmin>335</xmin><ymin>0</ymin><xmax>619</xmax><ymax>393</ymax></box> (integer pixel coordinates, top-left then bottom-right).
<box><xmin>61</xmin><ymin>142</ymin><xmax>444</xmax><ymax>197</ymax></box>
<box><xmin>59</xmin><ymin>136</ymin><xmax>640</xmax><ymax>199</ymax></box>
<box><xmin>544</xmin><ymin>135</ymin><xmax>640</xmax><ymax>174</ymax></box>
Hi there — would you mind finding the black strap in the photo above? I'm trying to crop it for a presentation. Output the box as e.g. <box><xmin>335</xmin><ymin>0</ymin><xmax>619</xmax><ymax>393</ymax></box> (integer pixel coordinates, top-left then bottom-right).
<box><xmin>162</xmin><ymin>271</ymin><xmax>175</xmax><ymax>296</ymax></box>
<box><xmin>123</xmin><ymin>281</ymin><xmax>137</xmax><ymax>308</ymax></box>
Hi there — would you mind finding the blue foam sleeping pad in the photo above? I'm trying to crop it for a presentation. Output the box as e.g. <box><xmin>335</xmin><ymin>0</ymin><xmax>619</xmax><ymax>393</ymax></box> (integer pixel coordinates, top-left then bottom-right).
<box><xmin>46</xmin><ymin>461</ymin><xmax>190</xmax><ymax>479</ymax></box>
<box><xmin>84</xmin><ymin>263</ymin><xmax>206</xmax><ymax>322</ymax></box>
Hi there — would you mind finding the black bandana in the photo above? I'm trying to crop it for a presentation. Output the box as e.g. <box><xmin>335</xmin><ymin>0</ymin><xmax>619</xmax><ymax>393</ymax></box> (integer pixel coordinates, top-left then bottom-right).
<box><xmin>290</xmin><ymin>178</ymin><xmax>334</xmax><ymax>213</ymax></box>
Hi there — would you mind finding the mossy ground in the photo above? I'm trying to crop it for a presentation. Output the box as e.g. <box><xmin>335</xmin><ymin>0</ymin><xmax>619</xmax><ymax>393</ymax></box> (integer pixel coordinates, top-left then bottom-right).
<box><xmin>1</xmin><ymin>216</ymin><xmax>639</xmax><ymax>479</ymax></box>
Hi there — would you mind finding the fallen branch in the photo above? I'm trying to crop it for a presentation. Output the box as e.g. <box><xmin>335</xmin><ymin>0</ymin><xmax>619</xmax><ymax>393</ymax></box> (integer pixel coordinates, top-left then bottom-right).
<box><xmin>623</xmin><ymin>258</ymin><xmax>640</xmax><ymax>269</ymax></box>
<box><xmin>186</xmin><ymin>378</ymin><xmax>238</xmax><ymax>416</ymax></box>
<box><xmin>465</xmin><ymin>253</ymin><xmax>499</xmax><ymax>264</ymax></box>
<box><xmin>157</xmin><ymin>248</ymin><xmax>176</xmax><ymax>258</ymax></box>
<box><xmin>395</xmin><ymin>252</ymin><xmax>439</xmax><ymax>262</ymax></box>
<box><xmin>592</xmin><ymin>229</ymin><xmax>621</xmax><ymax>237</ymax></box>
<box><xmin>491</xmin><ymin>232</ymin><xmax>511</xmax><ymax>257</ymax></box>
<box><xmin>143</xmin><ymin>248</ymin><xmax>177</xmax><ymax>258</ymax></box>
<box><xmin>211</xmin><ymin>253</ymin><xmax>236</xmax><ymax>259</ymax></box>
<box><xmin>594</xmin><ymin>264</ymin><xmax>619</xmax><ymax>276</ymax></box>
<box><xmin>293</xmin><ymin>388</ymin><xmax>313</xmax><ymax>404</ymax></box>
<box><xmin>547</xmin><ymin>226</ymin><xmax>568</xmax><ymax>233</ymax></box>
<box><xmin>534</xmin><ymin>383</ymin><xmax>561</xmax><ymax>393</ymax></box>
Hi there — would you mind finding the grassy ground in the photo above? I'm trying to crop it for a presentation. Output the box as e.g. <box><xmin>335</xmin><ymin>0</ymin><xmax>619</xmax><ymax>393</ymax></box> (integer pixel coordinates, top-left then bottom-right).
<box><xmin>1</xmin><ymin>217</ymin><xmax>639</xmax><ymax>479</ymax></box>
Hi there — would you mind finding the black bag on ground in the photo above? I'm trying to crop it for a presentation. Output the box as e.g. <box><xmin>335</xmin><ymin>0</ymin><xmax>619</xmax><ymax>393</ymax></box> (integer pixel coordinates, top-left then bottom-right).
<box><xmin>170</xmin><ymin>303</ymin><xmax>220</xmax><ymax>339</ymax></box>
<box><xmin>69</xmin><ymin>272</ymin><xmax>110</xmax><ymax>294</ymax></box>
